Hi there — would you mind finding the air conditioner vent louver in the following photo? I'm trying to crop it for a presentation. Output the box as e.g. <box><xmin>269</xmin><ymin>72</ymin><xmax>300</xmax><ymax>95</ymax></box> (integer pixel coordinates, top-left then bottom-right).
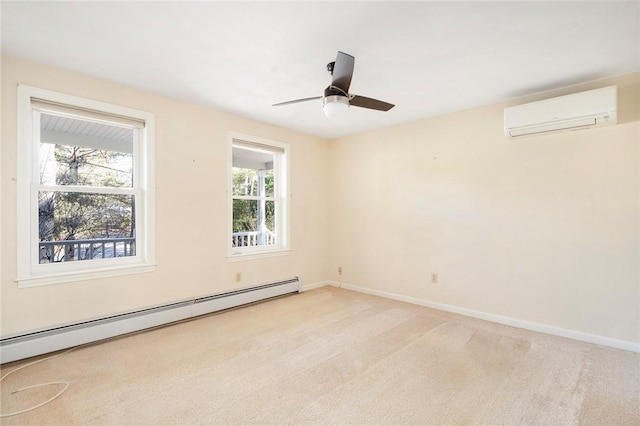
<box><xmin>504</xmin><ymin>86</ymin><xmax>617</xmax><ymax>138</ymax></box>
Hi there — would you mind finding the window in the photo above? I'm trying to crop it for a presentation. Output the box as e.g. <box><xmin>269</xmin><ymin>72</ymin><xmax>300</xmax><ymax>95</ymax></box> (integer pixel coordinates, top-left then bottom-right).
<box><xmin>229</xmin><ymin>134</ymin><xmax>289</xmax><ymax>258</ymax></box>
<box><xmin>17</xmin><ymin>85</ymin><xmax>155</xmax><ymax>286</ymax></box>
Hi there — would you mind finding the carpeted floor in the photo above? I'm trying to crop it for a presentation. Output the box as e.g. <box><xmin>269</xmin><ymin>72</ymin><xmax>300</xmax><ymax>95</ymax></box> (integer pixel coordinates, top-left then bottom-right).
<box><xmin>1</xmin><ymin>286</ymin><xmax>638</xmax><ymax>425</ymax></box>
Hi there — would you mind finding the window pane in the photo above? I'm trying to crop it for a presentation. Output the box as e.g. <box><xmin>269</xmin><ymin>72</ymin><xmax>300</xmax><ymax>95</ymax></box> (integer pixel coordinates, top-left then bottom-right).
<box><xmin>38</xmin><ymin>191</ymin><xmax>135</xmax><ymax>263</ymax></box>
<box><xmin>232</xmin><ymin>168</ymin><xmax>259</xmax><ymax>196</ymax></box>
<box><xmin>233</xmin><ymin>199</ymin><xmax>257</xmax><ymax>233</ymax></box>
<box><xmin>39</xmin><ymin>113</ymin><xmax>133</xmax><ymax>187</ymax></box>
<box><xmin>232</xmin><ymin>199</ymin><xmax>276</xmax><ymax>247</ymax></box>
<box><xmin>263</xmin><ymin>169</ymin><xmax>274</xmax><ymax>197</ymax></box>
<box><xmin>232</xmin><ymin>168</ymin><xmax>274</xmax><ymax>197</ymax></box>
<box><xmin>265</xmin><ymin>200</ymin><xmax>275</xmax><ymax>237</ymax></box>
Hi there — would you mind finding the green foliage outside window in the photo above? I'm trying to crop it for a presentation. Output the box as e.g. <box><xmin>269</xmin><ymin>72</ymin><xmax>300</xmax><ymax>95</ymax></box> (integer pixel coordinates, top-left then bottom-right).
<box><xmin>232</xmin><ymin>167</ymin><xmax>274</xmax><ymax>233</ymax></box>
<box><xmin>39</xmin><ymin>145</ymin><xmax>134</xmax><ymax>243</ymax></box>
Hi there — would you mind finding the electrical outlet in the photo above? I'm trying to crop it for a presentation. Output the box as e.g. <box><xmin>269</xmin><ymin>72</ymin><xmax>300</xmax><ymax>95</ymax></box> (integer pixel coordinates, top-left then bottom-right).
<box><xmin>431</xmin><ymin>273</ymin><xmax>438</xmax><ymax>284</ymax></box>
<box><xmin>338</xmin><ymin>267</ymin><xmax>343</xmax><ymax>275</ymax></box>
<box><xmin>235</xmin><ymin>272</ymin><xmax>242</xmax><ymax>283</ymax></box>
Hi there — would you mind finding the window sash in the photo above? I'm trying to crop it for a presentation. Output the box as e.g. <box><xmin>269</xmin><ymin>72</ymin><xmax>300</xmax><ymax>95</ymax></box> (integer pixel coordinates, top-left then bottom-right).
<box><xmin>38</xmin><ymin>184</ymin><xmax>137</xmax><ymax>195</ymax></box>
<box><xmin>35</xmin><ymin>109</ymin><xmax>138</xmax><ymax>190</ymax></box>
<box><xmin>31</xmin><ymin>109</ymin><xmax>143</xmax><ymax>267</ymax></box>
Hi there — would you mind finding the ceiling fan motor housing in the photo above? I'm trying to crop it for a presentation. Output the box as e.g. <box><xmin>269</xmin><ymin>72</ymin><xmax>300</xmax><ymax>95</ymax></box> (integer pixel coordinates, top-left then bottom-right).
<box><xmin>324</xmin><ymin>86</ymin><xmax>348</xmax><ymax>97</ymax></box>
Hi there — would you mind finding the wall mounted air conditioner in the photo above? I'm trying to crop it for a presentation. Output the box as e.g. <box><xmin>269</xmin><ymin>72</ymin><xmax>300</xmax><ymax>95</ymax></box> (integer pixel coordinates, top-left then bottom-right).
<box><xmin>504</xmin><ymin>86</ymin><xmax>617</xmax><ymax>138</ymax></box>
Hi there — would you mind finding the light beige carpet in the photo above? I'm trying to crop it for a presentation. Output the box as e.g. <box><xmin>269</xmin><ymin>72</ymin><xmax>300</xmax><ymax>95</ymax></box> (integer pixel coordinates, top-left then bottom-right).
<box><xmin>1</xmin><ymin>286</ymin><xmax>638</xmax><ymax>425</ymax></box>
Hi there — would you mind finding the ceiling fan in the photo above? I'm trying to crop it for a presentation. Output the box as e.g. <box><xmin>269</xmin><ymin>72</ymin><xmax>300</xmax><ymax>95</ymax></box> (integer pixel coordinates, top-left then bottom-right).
<box><xmin>273</xmin><ymin>51</ymin><xmax>395</xmax><ymax>118</ymax></box>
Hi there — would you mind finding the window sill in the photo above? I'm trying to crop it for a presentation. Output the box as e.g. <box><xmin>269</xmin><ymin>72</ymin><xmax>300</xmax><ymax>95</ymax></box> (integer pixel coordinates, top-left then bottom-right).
<box><xmin>227</xmin><ymin>249</ymin><xmax>291</xmax><ymax>262</ymax></box>
<box><xmin>16</xmin><ymin>264</ymin><xmax>157</xmax><ymax>288</ymax></box>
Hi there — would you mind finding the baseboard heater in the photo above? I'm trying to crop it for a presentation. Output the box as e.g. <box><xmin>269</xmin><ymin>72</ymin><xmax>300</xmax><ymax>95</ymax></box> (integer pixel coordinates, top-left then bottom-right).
<box><xmin>0</xmin><ymin>277</ymin><xmax>299</xmax><ymax>364</ymax></box>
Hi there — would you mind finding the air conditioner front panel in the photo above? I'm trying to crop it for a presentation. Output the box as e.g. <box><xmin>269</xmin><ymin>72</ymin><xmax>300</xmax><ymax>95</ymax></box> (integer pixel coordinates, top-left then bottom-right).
<box><xmin>504</xmin><ymin>86</ymin><xmax>617</xmax><ymax>138</ymax></box>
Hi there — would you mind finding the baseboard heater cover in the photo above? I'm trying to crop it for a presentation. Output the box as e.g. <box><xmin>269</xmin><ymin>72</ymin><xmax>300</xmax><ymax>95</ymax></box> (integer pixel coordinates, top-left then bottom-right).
<box><xmin>0</xmin><ymin>277</ymin><xmax>299</xmax><ymax>364</ymax></box>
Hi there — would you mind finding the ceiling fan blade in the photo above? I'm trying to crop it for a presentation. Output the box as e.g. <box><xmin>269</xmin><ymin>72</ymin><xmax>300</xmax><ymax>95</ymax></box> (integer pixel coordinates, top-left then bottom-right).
<box><xmin>331</xmin><ymin>51</ymin><xmax>355</xmax><ymax>94</ymax></box>
<box><xmin>272</xmin><ymin>96</ymin><xmax>322</xmax><ymax>107</ymax></box>
<box><xmin>350</xmin><ymin>95</ymin><xmax>395</xmax><ymax>111</ymax></box>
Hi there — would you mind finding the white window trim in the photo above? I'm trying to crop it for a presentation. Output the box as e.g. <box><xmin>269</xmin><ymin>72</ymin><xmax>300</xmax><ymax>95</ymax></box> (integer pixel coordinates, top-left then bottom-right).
<box><xmin>16</xmin><ymin>85</ymin><xmax>156</xmax><ymax>287</ymax></box>
<box><xmin>228</xmin><ymin>132</ymin><xmax>290</xmax><ymax>260</ymax></box>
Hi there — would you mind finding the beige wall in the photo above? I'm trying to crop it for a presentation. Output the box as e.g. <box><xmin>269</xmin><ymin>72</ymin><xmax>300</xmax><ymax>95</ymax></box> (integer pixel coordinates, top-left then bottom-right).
<box><xmin>329</xmin><ymin>73</ymin><xmax>640</xmax><ymax>344</ymax></box>
<box><xmin>1</xmin><ymin>55</ymin><xmax>330</xmax><ymax>336</ymax></box>
<box><xmin>2</xmin><ymin>55</ymin><xmax>638</xmax><ymax>347</ymax></box>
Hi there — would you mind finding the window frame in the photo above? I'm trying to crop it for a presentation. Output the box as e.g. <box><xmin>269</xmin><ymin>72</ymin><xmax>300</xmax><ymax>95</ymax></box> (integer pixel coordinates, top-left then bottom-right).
<box><xmin>16</xmin><ymin>85</ymin><xmax>156</xmax><ymax>287</ymax></box>
<box><xmin>228</xmin><ymin>132</ymin><xmax>290</xmax><ymax>260</ymax></box>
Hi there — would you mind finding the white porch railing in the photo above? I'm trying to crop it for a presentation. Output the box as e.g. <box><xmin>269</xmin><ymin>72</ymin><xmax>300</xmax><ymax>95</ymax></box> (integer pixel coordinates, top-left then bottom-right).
<box><xmin>41</xmin><ymin>232</ymin><xmax>275</xmax><ymax>263</ymax></box>
<box><xmin>232</xmin><ymin>231</ymin><xmax>276</xmax><ymax>248</ymax></box>
<box><xmin>39</xmin><ymin>237</ymin><xmax>135</xmax><ymax>263</ymax></box>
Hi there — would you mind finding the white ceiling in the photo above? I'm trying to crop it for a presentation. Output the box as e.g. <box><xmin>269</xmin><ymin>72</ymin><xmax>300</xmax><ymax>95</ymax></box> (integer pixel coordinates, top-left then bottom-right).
<box><xmin>2</xmin><ymin>1</ymin><xmax>639</xmax><ymax>139</ymax></box>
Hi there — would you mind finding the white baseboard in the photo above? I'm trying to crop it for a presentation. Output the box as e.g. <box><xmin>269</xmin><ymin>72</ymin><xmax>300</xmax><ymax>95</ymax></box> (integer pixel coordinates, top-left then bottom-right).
<box><xmin>326</xmin><ymin>281</ymin><xmax>639</xmax><ymax>353</ymax></box>
<box><xmin>300</xmin><ymin>281</ymin><xmax>330</xmax><ymax>292</ymax></box>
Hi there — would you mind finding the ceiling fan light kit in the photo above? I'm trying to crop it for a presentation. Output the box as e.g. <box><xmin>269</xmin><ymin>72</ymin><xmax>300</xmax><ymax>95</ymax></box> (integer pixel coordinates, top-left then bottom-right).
<box><xmin>273</xmin><ymin>51</ymin><xmax>394</xmax><ymax>117</ymax></box>
<box><xmin>323</xmin><ymin>95</ymin><xmax>350</xmax><ymax>118</ymax></box>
